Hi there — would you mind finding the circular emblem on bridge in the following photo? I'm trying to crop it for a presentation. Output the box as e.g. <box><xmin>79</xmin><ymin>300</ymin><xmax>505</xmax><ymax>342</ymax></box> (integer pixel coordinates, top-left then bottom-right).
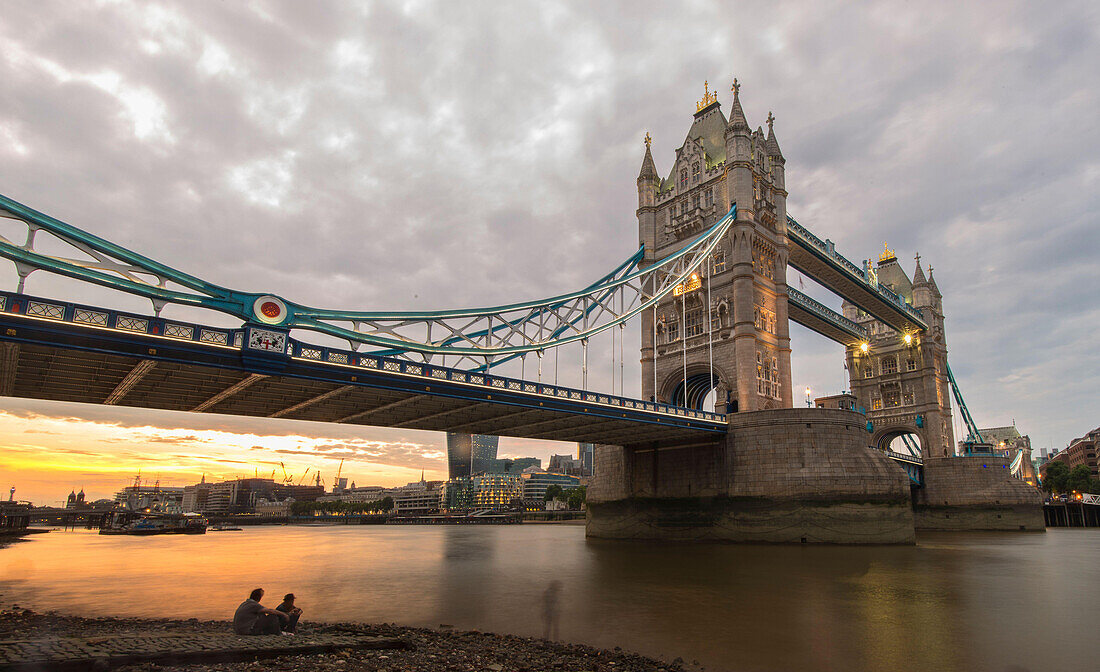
<box><xmin>252</xmin><ymin>295</ymin><xmax>288</xmax><ymax>325</ymax></box>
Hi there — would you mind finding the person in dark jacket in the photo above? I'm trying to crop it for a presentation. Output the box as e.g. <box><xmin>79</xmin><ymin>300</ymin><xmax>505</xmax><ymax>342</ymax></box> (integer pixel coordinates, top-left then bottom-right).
<box><xmin>232</xmin><ymin>588</ymin><xmax>289</xmax><ymax>635</ymax></box>
<box><xmin>275</xmin><ymin>593</ymin><xmax>303</xmax><ymax>634</ymax></box>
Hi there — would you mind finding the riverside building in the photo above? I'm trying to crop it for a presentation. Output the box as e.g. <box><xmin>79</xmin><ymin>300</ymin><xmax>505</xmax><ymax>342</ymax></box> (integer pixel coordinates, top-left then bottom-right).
<box><xmin>446</xmin><ymin>433</ymin><xmax>499</xmax><ymax>479</ymax></box>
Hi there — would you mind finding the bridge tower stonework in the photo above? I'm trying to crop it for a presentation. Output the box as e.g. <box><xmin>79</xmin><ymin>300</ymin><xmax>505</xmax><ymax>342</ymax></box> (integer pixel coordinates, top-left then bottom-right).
<box><xmin>638</xmin><ymin>81</ymin><xmax>792</xmax><ymax>413</ymax></box>
<box><xmin>843</xmin><ymin>249</ymin><xmax>956</xmax><ymax>458</ymax></box>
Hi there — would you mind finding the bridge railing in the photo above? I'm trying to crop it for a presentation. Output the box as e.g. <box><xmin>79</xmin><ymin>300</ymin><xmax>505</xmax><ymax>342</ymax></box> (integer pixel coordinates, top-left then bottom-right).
<box><xmin>786</xmin><ymin>215</ymin><xmax>927</xmax><ymax>326</ymax></box>
<box><xmin>785</xmin><ymin>287</ymin><xmax>868</xmax><ymax>340</ymax></box>
<box><xmin>0</xmin><ymin>290</ymin><xmax>728</xmax><ymax>425</ymax></box>
<box><xmin>883</xmin><ymin>449</ymin><xmax>923</xmax><ymax>466</ymax></box>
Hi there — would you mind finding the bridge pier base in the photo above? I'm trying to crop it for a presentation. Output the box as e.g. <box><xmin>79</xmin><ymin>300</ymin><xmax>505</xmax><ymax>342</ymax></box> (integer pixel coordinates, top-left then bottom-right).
<box><xmin>587</xmin><ymin>408</ymin><xmax>915</xmax><ymax>544</ymax></box>
<box><xmin>914</xmin><ymin>457</ymin><xmax>1044</xmax><ymax>531</ymax></box>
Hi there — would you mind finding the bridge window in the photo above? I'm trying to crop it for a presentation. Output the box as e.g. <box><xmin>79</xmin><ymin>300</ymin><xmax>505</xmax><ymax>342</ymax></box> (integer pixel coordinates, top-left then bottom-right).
<box><xmin>712</xmin><ymin>249</ymin><xmax>726</xmax><ymax>274</ymax></box>
<box><xmin>907</xmin><ymin>358</ymin><xmax>917</xmax><ymax>372</ymax></box>
<box><xmin>685</xmin><ymin>308</ymin><xmax>703</xmax><ymax>338</ymax></box>
<box><xmin>692</xmin><ymin>162</ymin><xmax>701</xmax><ymax>182</ymax></box>
<box><xmin>871</xmin><ymin>398</ymin><xmax>883</xmax><ymax>411</ymax></box>
<box><xmin>864</xmin><ymin>364</ymin><xmax>874</xmax><ymax>378</ymax></box>
<box><xmin>756</xmin><ymin>352</ymin><xmax>781</xmax><ymax>399</ymax></box>
<box><xmin>882</xmin><ymin>357</ymin><xmax>898</xmax><ymax>375</ymax></box>
<box><xmin>903</xmin><ymin>392</ymin><xmax>914</xmax><ymax>406</ymax></box>
<box><xmin>883</xmin><ymin>386</ymin><xmax>900</xmax><ymax>408</ymax></box>
<box><xmin>711</xmin><ymin>312</ymin><xmax>722</xmax><ymax>332</ymax></box>
<box><xmin>667</xmin><ymin>319</ymin><xmax>679</xmax><ymax>342</ymax></box>
<box><xmin>693</xmin><ymin>192</ymin><xmax>701</xmax><ymax>210</ymax></box>
<box><xmin>680</xmin><ymin>169</ymin><xmax>688</xmax><ymax>189</ymax></box>
<box><xmin>704</xmin><ymin>188</ymin><xmax>714</xmax><ymax>208</ymax></box>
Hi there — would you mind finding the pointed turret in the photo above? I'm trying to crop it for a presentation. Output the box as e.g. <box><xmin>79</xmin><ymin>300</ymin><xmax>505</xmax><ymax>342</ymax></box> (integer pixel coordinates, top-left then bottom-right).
<box><xmin>912</xmin><ymin>253</ymin><xmax>927</xmax><ymax>285</ymax></box>
<box><xmin>638</xmin><ymin>133</ymin><xmax>659</xmax><ymax>182</ymax></box>
<box><xmin>928</xmin><ymin>265</ymin><xmax>942</xmax><ymax>298</ymax></box>
<box><xmin>725</xmin><ymin>77</ymin><xmax>749</xmax><ymax>132</ymax></box>
<box><xmin>765</xmin><ymin>111</ymin><xmax>783</xmax><ymax>160</ymax></box>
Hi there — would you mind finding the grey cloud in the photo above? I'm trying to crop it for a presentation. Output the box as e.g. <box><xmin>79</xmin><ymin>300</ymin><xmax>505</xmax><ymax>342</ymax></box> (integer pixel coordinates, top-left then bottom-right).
<box><xmin>0</xmin><ymin>0</ymin><xmax>1096</xmax><ymax>454</ymax></box>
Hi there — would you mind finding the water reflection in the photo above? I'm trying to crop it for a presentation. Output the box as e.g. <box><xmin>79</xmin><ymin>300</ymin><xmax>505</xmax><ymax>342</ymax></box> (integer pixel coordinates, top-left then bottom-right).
<box><xmin>1</xmin><ymin>526</ymin><xmax>1095</xmax><ymax>672</ymax></box>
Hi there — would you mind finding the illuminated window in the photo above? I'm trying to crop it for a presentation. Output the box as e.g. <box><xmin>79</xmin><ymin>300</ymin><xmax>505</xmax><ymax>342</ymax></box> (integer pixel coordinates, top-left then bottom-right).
<box><xmin>692</xmin><ymin>162</ymin><xmax>701</xmax><ymax>181</ymax></box>
<box><xmin>712</xmin><ymin>249</ymin><xmax>726</xmax><ymax>273</ymax></box>
<box><xmin>883</xmin><ymin>385</ymin><xmax>900</xmax><ymax>407</ymax></box>
<box><xmin>882</xmin><ymin>357</ymin><xmax>898</xmax><ymax>375</ymax></box>
<box><xmin>903</xmin><ymin>392</ymin><xmax>914</xmax><ymax>406</ymax></box>
<box><xmin>864</xmin><ymin>365</ymin><xmax>874</xmax><ymax>378</ymax></box>
<box><xmin>871</xmin><ymin>398</ymin><xmax>883</xmax><ymax>411</ymax></box>
<box><xmin>685</xmin><ymin>308</ymin><xmax>703</xmax><ymax>338</ymax></box>
<box><xmin>680</xmin><ymin>169</ymin><xmax>688</xmax><ymax>189</ymax></box>
<box><xmin>667</xmin><ymin>319</ymin><xmax>679</xmax><ymax>342</ymax></box>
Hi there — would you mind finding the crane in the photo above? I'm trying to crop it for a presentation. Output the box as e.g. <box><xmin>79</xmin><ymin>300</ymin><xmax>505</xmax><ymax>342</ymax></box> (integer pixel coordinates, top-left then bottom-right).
<box><xmin>334</xmin><ymin>458</ymin><xmax>344</xmax><ymax>493</ymax></box>
<box><xmin>945</xmin><ymin>361</ymin><xmax>986</xmax><ymax>454</ymax></box>
<box><xmin>297</xmin><ymin>467</ymin><xmax>311</xmax><ymax>485</ymax></box>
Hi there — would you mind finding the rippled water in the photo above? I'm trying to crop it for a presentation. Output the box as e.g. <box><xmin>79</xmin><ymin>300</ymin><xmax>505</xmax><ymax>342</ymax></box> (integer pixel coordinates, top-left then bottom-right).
<box><xmin>2</xmin><ymin>524</ymin><xmax>1096</xmax><ymax>672</ymax></box>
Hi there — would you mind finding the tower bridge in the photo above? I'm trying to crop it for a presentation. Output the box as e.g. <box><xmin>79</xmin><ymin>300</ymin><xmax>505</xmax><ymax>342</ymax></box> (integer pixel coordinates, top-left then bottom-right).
<box><xmin>0</xmin><ymin>79</ymin><xmax>1041</xmax><ymax>543</ymax></box>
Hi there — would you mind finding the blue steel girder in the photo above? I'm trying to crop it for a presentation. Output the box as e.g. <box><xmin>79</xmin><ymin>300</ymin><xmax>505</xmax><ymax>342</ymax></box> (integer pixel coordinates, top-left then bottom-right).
<box><xmin>0</xmin><ymin>192</ymin><xmax>736</xmax><ymax>368</ymax></box>
<box><xmin>786</xmin><ymin>287</ymin><xmax>868</xmax><ymax>345</ymax></box>
<box><xmin>785</xmin><ymin>214</ymin><xmax>927</xmax><ymax>335</ymax></box>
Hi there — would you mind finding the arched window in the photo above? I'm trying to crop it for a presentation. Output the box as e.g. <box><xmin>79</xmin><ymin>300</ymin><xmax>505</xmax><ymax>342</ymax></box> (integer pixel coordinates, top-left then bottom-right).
<box><xmin>680</xmin><ymin>169</ymin><xmax>688</xmax><ymax>189</ymax></box>
<box><xmin>692</xmin><ymin>162</ymin><xmax>701</xmax><ymax>181</ymax></box>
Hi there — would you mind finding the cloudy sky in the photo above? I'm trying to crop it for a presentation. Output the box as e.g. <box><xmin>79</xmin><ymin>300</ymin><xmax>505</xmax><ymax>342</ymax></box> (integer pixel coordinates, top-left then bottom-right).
<box><xmin>1</xmin><ymin>1</ymin><xmax>1097</xmax><ymax>505</ymax></box>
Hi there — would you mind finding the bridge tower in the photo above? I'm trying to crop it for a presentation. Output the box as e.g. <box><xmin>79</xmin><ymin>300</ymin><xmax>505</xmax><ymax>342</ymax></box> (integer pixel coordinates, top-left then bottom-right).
<box><xmin>638</xmin><ymin>81</ymin><xmax>792</xmax><ymax>413</ymax></box>
<box><xmin>843</xmin><ymin>249</ymin><xmax>956</xmax><ymax>458</ymax></box>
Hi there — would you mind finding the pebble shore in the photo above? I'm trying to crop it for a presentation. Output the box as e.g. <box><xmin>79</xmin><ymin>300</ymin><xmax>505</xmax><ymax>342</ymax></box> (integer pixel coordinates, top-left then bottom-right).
<box><xmin>0</xmin><ymin>607</ymin><xmax>695</xmax><ymax>672</ymax></box>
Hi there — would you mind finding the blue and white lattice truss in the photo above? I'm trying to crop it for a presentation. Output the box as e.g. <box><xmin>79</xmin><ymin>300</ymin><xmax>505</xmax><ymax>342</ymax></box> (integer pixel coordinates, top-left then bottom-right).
<box><xmin>0</xmin><ymin>193</ymin><xmax>735</xmax><ymax>378</ymax></box>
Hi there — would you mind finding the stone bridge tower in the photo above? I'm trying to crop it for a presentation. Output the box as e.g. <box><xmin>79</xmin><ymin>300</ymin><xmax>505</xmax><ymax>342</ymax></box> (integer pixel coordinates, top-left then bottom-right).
<box><xmin>638</xmin><ymin>81</ymin><xmax>792</xmax><ymax>413</ymax></box>
<box><xmin>843</xmin><ymin>249</ymin><xmax>956</xmax><ymax>457</ymax></box>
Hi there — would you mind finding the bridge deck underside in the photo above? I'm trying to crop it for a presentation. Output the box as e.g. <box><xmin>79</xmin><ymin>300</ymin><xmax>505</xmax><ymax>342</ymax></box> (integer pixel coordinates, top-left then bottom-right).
<box><xmin>0</xmin><ymin>324</ymin><xmax>720</xmax><ymax>447</ymax></box>
<box><xmin>788</xmin><ymin>245</ymin><xmax>924</xmax><ymax>334</ymax></box>
<box><xmin>786</xmin><ymin>300</ymin><xmax>862</xmax><ymax>345</ymax></box>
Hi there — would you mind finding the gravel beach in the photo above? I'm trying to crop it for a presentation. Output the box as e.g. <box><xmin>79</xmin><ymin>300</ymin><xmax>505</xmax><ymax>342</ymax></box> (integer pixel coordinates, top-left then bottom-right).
<box><xmin>0</xmin><ymin>607</ymin><xmax>695</xmax><ymax>672</ymax></box>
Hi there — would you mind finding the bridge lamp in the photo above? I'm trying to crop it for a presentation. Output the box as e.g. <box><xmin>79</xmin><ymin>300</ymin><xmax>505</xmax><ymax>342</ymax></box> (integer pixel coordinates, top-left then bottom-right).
<box><xmin>859</xmin><ymin>342</ymin><xmax>869</xmax><ymax>353</ymax></box>
<box><xmin>903</xmin><ymin>333</ymin><xmax>912</xmax><ymax>345</ymax></box>
<box><xmin>804</xmin><ymin>386</ymin><xmax>812</xmax><ymax>407</ymax></box>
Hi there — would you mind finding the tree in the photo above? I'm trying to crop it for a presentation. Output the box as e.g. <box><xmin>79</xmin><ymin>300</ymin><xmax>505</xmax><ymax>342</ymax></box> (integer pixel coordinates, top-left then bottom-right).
<box><xmin>1065</xmin><ymin>465</ymin><xmax>1093</xmax><ymax>494</ymax></box>
<box><xmin>1042</xmin><ymin>461</ymin><xmax>1070</xmax><ymax>493</ymax></box>
<box><xmin>566</xmin><ymin>486</ymin><xmax>587</xmax><ymax>510</ymax></box>
<box><xmin>380</xmin><ymin>496</ymin><xmax>394</xmax><ymax>512</ymax></box>
<box><xmin>544</xmin><ymin>485</ymin><xmax>565</xmax><ymax>502</ymax></box>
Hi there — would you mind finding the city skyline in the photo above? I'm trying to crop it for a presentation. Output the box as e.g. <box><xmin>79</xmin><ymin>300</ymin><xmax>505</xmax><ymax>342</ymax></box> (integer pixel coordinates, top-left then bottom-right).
<box><xmin>1</xmin><ymin>2</ymin><xmax>1097</xmax><ymax>505</ymax></box>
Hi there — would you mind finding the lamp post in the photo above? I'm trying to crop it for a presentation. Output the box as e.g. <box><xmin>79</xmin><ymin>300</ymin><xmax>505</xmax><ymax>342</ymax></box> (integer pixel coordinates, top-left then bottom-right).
<box><xmin>805</xmin><ymin>386</ymin><xmax>812</xmax><ymax>408</ymax></box>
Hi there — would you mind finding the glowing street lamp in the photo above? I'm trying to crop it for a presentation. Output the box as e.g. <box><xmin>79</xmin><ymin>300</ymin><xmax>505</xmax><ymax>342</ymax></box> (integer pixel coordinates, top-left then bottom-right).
<box><xmin>903</xmin><ymin>333</ymin><xmax>912</xmax><ymax>345</ymax></box>
<box><xmin>860</xmin><ymin>342</ymin><xmax>869</xmax><ymax>353</ymax></box>
<box><xmin>805</xmin><ymin>386</ymin><xmax>812</xmax><ymax>407</ymax></box>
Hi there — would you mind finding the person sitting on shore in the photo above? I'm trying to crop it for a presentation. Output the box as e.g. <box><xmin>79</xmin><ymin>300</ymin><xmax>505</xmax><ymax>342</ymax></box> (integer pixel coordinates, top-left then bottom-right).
<box><xmin>233</xmin><ymin>588</ymin><xmax>289</xmax><ymax>635</ymax></box>
<box><xmin>275</xmin><ymin>593</ymin><xmax>302</xmax><ymax>634</ymax></box>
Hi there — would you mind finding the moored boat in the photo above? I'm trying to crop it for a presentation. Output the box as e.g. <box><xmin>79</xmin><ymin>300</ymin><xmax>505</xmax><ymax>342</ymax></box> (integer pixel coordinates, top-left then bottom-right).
<box><xmin>99</xmin><ymin>511</ymin><xmax>208</xmax><ymax>535</ymax></box>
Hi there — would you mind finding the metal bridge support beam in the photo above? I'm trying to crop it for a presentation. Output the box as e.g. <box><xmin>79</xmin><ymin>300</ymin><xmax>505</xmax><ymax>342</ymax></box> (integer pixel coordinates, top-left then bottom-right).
<box><xmin>0</xmin><ymin>342</ymin><xmax>17</xmax><ymax>397</ymax></box>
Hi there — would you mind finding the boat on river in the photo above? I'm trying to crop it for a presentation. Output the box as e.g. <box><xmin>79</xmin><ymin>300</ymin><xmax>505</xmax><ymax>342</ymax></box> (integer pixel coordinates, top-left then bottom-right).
<box><xmin>99</xmin><ymin>511</ymin><xmax>208</xmax><ymax>535</ymax></box>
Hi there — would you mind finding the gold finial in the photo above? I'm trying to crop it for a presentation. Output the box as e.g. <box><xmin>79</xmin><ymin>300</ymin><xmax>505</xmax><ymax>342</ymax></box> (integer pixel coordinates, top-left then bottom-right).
<box><xmin>644</xmin><ymin>132</ymin><xmax>651</xmax><ymax>148</ymax></box>
<box><xmin>879</xmin><ymin>242</ymin><xmax>896</xmax><ymax>262</ymax></box>
<box><xmin>928</xmin><ymin>265</ymin><xmax>934</xmax><ymax>274</ymax></box>
<box><xmin>766</xmin><ymin>111</ymin><xmax>775</xmax><ymax>132</ymax></box>
<box><xmin>696</xmin><ymin>80</ymin><xmax>718</xmax><ymax>112</ymax></box>
<box><xmin>731</xmin><ymin>78</ymin><xmax>740</xmax><ymax>97</ymax></box>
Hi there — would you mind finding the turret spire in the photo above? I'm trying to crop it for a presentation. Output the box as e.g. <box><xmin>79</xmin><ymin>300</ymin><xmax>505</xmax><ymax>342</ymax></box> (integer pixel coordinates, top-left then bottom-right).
<box><xmin>726</xmin><ymin>77</ymin><xmax>749</xmax><ymax>132</ymax></box>
<box><xmin>912</xmin><ymin>252</ymin><xmax>927</xmax><ymax>284</ymax></box>
<box><xmin>765</xmin><ymin>110</ymin><xmax>783</xmax><ymax>159</ymax></box>
<box><xmin>637</xmin><ymin>133</ymin><xmax>658</xmax><ymax>181</ymax></box>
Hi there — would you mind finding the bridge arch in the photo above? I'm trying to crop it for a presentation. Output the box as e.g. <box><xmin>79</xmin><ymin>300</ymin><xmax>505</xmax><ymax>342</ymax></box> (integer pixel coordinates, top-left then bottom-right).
<box><xmin>661</xmin><ymin>363</ymin><xmax>733</xmax><ymax>413</ymax></box>
<box><xmin>872</xmin><ymin>426</ymin><xmax>927</xmax><ymax>458</ymax></box>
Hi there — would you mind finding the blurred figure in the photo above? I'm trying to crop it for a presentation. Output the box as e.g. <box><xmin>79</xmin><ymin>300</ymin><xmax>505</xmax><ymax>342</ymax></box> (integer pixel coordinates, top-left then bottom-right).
<box><xmin>542</xmin><ymin>580</ymin><xmax>561</xmax><ymax>640</ymax></box>
<box><xmin>232</xmin><ymin>588</ymin><xmax>289</xmax><ymax>635</ymax></box>
<box><xmin>276</xmin><ymin>593</ymin><xmax>303</xmax><ymax>634</ymax></box>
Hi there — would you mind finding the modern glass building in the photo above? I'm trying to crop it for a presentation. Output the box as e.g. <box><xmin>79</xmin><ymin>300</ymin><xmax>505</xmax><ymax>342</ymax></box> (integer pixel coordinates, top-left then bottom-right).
<box><xmin>445</xmin><ymin>433</ymin><xmax>499</xmax><ymax>479</ymax></box>
<box><xmin>521</xmin><ymin>471</ymin><xmax>581</xmax><ymax>503</ymax></box>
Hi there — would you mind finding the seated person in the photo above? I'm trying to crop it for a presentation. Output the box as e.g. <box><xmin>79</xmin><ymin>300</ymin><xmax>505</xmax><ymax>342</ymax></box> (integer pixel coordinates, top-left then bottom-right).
<box><xmin>275</xmin><ymin>593</ymin><xmax>303</xmax><ymax>633</ymax></box>
<box><xmin>233</xmin><ymin>588</ymin><xmax>289</xmax><ymax>635</ymax></box>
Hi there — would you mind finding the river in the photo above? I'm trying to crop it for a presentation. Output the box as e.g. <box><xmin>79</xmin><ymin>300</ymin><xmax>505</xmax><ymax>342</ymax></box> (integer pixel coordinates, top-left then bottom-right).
<box><xmin>1</xmin><ymin>524</ymin><xmax>1096</xmax><ymax>672</ymax></box>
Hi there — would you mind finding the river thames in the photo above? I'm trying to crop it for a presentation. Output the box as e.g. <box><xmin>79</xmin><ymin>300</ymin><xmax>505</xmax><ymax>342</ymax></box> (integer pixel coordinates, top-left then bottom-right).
<box><xmin>2</xmin><ymin>524</ymin><xmax>1096</xmax><ymax>672</ymax></box>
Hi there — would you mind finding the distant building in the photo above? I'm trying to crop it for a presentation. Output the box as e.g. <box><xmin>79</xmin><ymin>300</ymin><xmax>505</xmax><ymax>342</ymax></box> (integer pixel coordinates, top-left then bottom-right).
<box><xmin>318</xmin><ymin>485</ymin><xmax>386</xmax><ymax>504</ymax></box>
<box><xmin>548</xmin><ymin>454</ymin><xmax>583</xmax><ymax>477</ymax></box>
<box><xmin>521</xmin><ymin>471</ymin><xmax>581</xmax><ymax>504</ymax></box>
<box><xmin>973</xmin><ymin>424</ymin><xmax>1037</xmax><ymax>483</ymax></box>
<box><xmin>446</xmin><ymin>433</ymin><xmax>499</xmax><ymax>478</ymax></box>
<box><xmin>814</xmin><ymin>393</ymin><xmax>857</xmax><ymax>411</ymax></box>
<box><xmin>182</xmin><ymin>477</ymin><xmax>213</xmax><ymax>513</ymax></box>
<box><xmin>439</xmin><ymin>477</ymin><xmax>474</xmax><ymax>511</ymax></box>
<box><xmin>470</xmin><ymin>473</ymin><xmax>523</xmax><ymax>510</ymax></box>
<box><xmin>1041</xmin><ymin>427</ymin><xmax>1099</xmax><ymax>479</ymax></box>
<box><xmin>189</xmin><ymin>478</ymin><xmax>323</xmax><ymax>514</ymax></box>
<box><xmin>487</xmin><ymin>457</ymin><xmax>541</xmax><ymax>474</ymax></box>
<box><xmin>578</xmin><ymin>443</ymin><xmax>595</xmax><ymax>477</ymax></box>
<box><xmin>65</xmin><ymin>489</ymin><xmax>86</xmax><ymax>509</ymax></box>
<box><xmin>113</xmin><ymin>485</ymin><xmax>185</xmax><ymax>513</ymax></box>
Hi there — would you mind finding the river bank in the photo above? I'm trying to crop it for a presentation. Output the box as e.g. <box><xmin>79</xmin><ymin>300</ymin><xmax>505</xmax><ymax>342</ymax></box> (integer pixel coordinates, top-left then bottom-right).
<box><xmin>0</xmin><ymin>607</ymin><xmax>693</xmax><ymax>672</ymax></box>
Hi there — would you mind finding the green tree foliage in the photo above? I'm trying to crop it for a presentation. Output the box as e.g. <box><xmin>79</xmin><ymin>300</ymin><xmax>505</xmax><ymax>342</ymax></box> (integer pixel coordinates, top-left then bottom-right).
<box><xmin>566</xmin><ymin>486</ymin><xmax>587</xmax><ymax>510</ymax></box>
<box><xmin>1042</xmin><ymin>461</ymin><xmax>1070</xmax><ymax>493</ymax></box>
<box><xmin>289</xmin><ymin>498</ymin><xmax>395</xmax><ymax>516</ymax></box>
<box><xmin>544</xmin><ymin>485</ymin><xmax>565</xmax><ymax>502</ymax></box>
<box><xmin>1065</xmin><ymin>465</ymin><xmax>1093</xmax><ymax>494</ymax></box>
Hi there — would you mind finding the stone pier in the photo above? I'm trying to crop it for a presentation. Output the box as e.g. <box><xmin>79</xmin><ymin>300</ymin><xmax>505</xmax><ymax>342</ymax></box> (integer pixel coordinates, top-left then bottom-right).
<box><xmin>915</xmin><ymin>456</ymin><xmax>1044</xmax><ymax>531</ymax></box>
<box><xmin>587</xmin><ymin>408</ymin><xmax>915</xmax><ymax>544</ymax></box>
